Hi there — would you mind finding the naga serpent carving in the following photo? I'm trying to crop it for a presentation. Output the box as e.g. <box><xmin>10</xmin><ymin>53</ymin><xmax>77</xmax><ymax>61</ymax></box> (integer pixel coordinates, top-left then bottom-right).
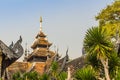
<box><xmin>0</xmin><ymin>36</ymin><xmax>23</xmax><ymax>78</ymax></box>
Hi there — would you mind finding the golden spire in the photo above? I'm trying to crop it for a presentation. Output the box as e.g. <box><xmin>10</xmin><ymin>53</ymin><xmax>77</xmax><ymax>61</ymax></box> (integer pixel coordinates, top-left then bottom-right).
<box><xmin>40</xmin><ymin>16</ymin><xmax>42</xmax><ymax>22</ymax></box>
<box><xmin>40</xmin><ymin>16</ymin><xmax>42</xmax><ymax>32</ymax></box>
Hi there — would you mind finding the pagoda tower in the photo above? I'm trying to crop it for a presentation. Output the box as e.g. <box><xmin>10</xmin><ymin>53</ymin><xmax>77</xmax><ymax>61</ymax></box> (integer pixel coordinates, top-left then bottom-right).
<box><xmin>27</xmin><ymin>17</ymin><xmax>55</xmax><ymax>62</ymax></box>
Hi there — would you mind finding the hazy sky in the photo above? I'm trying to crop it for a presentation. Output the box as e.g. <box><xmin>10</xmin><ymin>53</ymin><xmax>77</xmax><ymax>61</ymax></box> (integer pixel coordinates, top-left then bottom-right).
<box><xmin>0</xmin><ymin>0</ymin><xmax>114</xmax><ymax>61</ymax></box>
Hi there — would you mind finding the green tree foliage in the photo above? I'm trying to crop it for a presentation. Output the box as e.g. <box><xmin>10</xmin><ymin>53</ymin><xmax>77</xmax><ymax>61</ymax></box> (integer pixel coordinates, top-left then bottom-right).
<box><xmin>49</xmin><ymin>61</ymin><xmax>67</xmax><ymax>80</ymax></box>
<box><xmin>58</xmin><ymin>71</ymin><xmax>67</xmax><ymax>80</ymax></box>
<box><xmin>12</xmin><ymin>72</ymin><xmax>22</xmax><ymax>80</ymax></box>
<box><xmin>12</xmin><ymin>71</ymin><xmax>41</xmax><ymax>80</ymax></box>
<box><xmin>39</xmin><ymin>73</ymin><xmax>50</xmax><ymax>80</ymax></box>
<box><xmin>12</xmin><ymin>61</ymin><xmax>68</xmax><ymax>80</ymax></box>
<box><xmin>22</xmin><ymin>71</ymin><xmax>40</xmax><ymax>80</ymax></box>
<box><xmin>86</xmin><ymin>48</ymin><xmax>120</xmax><ymax>79</ymax></box>
<box><xmin>95</xmin><ymin>1</ymin><xmax>120</xmax><ymax>79</ymax></box>
<box><xmin>86</xmin><ymin>53</ymin><xmax>102</xmax><ymax>77</ymax></box>
<box><xmin>115</xmin><ymin>70</ymin><xmax>120</xmax><ymax>80</ymax></box>
<box><xmin>96</xmin><ymin>1</ymin><xmax>120</xmax><ymax>37</ymax></box>
<box><xmin>74</xmin><ymin>66</ymin><xmax>96</xmax><ymax>80</ymax></box>
<box><xmin>96</xmin><ymin>1</ymin><xmax>120</xmax><ymax>22</ymax></box>
<box><xmin>108</xmin><ymin>52</ymin><xmax>120</xmax><ymax>79</ymax></box>
<box><xmin>51</xmin><ymin>61</ymin><xmax>59</xmax><ymax>72</ymax></box>
<box><xmin>84</xmin><ymin>27</ymin><xmax>113</xmax><ymax>59</ymax></box>
<box><xmin>86</xmin><ymin>52</ymin><xmax>101</xmax><ymax>70</ymax></box>
<box><xmin>83</xmin><ymin>27</ymin><xmax>114</xmax><ymax>80</ymax></box>
<box><xmin>50</xmin><ymin>61</ymin><xmax>59</xmax><ymax>79</ymax></box>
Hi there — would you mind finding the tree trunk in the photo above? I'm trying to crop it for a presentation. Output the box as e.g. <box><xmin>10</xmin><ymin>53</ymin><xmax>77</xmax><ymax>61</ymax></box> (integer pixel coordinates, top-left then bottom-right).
<box><xmin>100</xmin><ymin>58</ymin><xmax>110</xmax><ymax>80</ymax></box>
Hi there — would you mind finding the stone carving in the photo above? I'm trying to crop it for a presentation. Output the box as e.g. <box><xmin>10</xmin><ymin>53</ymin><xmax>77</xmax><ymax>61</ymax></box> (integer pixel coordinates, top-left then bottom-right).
<box><xmin>0</xmin><ymin>36</ymin><xmax>23</xmax><ymax>78</ymax></box>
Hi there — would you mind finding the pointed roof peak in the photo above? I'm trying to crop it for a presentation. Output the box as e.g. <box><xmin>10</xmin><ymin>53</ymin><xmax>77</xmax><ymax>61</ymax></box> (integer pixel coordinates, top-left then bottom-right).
<box><xmin>36</xmin><ymin>17</ymin><xmax>47</xmax><ymax>38</ymax></box>
<box><xmin>40</xmin><ymin>16</ymin><xmax>42</xmax><ymax>32</ymax></box>
<box><xmin>40</xmin><ymin>16</ymin><xmax>42</xmax><ymax>23</ymax></box>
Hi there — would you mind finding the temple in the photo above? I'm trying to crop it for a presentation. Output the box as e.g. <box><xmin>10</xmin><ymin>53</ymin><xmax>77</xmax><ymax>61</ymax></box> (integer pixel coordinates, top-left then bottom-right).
<box><xmin>6</xmin><ymin>17</ymin><xmax>57</xmax><ymax>78</ymax></box>
<box><xmin>1</xmin><ymin>17</ymin><xmax>86</xmax><ymax>79</ymax></box>
<box><xmin>25</xmin><ymin>17</ymin><xmax>55</xmax><ymax>62</ymax></box>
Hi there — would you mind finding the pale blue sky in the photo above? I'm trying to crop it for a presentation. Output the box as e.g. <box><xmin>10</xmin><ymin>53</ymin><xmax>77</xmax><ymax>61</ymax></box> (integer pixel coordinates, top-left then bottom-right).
<box><xmin>0</xmin><ymin>0</ymin><xmax>114</xmax><ymax>61</ymax></box>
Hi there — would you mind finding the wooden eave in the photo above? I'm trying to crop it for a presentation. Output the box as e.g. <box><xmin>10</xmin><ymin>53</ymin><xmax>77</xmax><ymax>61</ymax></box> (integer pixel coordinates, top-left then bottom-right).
<box><xmin>36</xmin><ymin>31</ymin><xmax>46</xmax><ymax>38</ymax></box>
<box><xmin>31</xmin><ymin>39</ymin><xmax>52</xmax><ymax>49</ymax></box>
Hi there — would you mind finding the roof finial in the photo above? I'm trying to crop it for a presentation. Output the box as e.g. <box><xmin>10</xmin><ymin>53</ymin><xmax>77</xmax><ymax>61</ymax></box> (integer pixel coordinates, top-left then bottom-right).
<box><xmin>25</xmin><ymin>42</ymin><xmax>28</xmax><ymax>56</ymax></box>
<box><xmin>40</xmin><ymin>16</ymin><xmax>42</xmax><ymax>32</ymax></box>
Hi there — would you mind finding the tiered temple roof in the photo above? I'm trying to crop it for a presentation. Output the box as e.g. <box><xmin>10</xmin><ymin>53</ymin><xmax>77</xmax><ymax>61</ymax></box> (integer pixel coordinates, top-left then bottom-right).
<box><xmin>26</xmin><ymin>17</ymin><xmax>55</xmax><ymax>62</ymax></box>
<box><xmin>31</xmin><ymin>31</ymin><xmax>52</xmax><ymax>49</ymax></box>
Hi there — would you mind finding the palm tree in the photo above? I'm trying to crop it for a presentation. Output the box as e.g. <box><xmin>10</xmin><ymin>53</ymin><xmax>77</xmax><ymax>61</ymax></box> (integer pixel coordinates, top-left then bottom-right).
<box><xmin>86</xmin><ymin>53</ymin><xmax>102</xmax><ymax>76</ymax></box>
<box><xmin>108</xmin><ymin>52</ymin><xmax>120</xmax><ymax>79</ymax></box>
<box><xmin>84</xmin><ymin>27</ymin><xmax>114</xmax><ymax>80</ymax></box>
<box><xmin>74</xmin><ymin>66</ymin><xmax>96</xmax><ymax>80</ymax></box>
